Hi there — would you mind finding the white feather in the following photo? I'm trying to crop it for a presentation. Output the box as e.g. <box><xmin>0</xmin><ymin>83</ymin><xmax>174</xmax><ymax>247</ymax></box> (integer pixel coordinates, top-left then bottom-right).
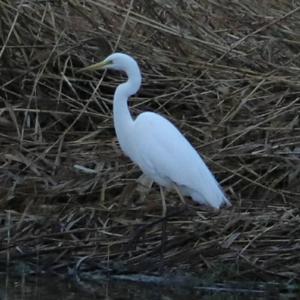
<box><xmin>84</xmin><ymin>53</ymin><xmax>230</xmax><ymax>209</ymax></box>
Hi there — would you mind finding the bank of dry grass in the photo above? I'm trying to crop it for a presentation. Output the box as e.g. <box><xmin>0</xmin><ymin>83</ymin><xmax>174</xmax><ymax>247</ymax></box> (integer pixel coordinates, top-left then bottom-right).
<box><xmin>0</xmin><ymin>0</ymin><xmax>300</xmax><ymax>282</ymax></box>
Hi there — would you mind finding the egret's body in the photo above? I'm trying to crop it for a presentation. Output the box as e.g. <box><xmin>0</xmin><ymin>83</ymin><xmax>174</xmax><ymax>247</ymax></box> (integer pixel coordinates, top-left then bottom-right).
<box><xmin>82</xmin><ymin>53</ymin><xmax>230</xmax><ymax>209</ymax></box>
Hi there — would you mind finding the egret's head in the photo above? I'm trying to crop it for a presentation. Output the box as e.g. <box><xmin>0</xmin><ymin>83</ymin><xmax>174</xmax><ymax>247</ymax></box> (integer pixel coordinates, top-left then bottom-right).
<box><xmin>79</xmin><ymin>53</ymin><xmax>137</xmax><ymax>73</ymax></box>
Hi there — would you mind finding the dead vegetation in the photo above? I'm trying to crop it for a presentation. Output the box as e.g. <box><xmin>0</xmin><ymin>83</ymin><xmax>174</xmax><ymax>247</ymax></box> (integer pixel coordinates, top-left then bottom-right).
<box><xmin>0</xmin><ymin>0</ymin><xmax>300</xmax><ymax>283</ymax></box>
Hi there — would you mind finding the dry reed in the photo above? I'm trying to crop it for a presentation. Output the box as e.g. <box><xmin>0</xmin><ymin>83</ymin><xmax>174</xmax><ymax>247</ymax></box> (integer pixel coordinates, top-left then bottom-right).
<box><xmin>0</xmin><ymin>0</ymin><xmax>300</xmax><ymax>283</ymax></box>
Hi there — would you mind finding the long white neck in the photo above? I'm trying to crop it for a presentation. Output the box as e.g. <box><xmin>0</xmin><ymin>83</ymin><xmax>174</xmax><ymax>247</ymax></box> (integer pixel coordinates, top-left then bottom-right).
<box><xmin>113</xmin><ymin>60</ymin><xmax>142</xmax><ymax>155</ymax></box>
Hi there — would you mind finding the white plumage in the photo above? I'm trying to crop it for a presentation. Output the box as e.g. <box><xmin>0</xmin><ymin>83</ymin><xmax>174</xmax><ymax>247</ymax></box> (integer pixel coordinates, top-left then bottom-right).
<box><xmin>81</xmin><ymin>53</ymin><xmax>230</xmax><ymax>209</ymax></box>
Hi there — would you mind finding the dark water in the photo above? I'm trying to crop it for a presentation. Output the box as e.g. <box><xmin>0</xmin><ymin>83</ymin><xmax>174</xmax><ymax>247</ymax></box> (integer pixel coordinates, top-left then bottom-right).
<box><xmin>0</xmin><ymin>274</ymin><xmax>297</xmax><ymax>300</ymax></box>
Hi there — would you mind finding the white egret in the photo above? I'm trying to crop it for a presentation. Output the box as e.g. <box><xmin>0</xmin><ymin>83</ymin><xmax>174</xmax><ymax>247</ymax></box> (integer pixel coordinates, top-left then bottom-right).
<box><xmin>80</xmin><ymin>53</ymin><xmax>230</xmax><ymax>210</ymax></box>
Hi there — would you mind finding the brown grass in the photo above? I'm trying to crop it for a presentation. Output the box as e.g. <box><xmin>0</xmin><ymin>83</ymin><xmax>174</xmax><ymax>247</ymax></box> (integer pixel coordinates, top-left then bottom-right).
<box><xmin>0</xmin><ymin>0</ymin><xmax>300</xmax><ymax>283</ymax></box>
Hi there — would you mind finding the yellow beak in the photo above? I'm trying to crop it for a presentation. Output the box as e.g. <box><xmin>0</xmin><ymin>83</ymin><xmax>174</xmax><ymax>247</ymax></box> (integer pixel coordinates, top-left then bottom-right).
<box><xmin>78</xmin><ymin>59</ymin><xmax>111</xmax><ymax>72</ymax></box>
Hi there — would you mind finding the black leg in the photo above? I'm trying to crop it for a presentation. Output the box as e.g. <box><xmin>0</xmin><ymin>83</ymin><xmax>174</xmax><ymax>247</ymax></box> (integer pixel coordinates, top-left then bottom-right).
<box><xmin>159</xmin><ymin>186</ymin><xmax>167</xmax><ymax>273</ymax></box>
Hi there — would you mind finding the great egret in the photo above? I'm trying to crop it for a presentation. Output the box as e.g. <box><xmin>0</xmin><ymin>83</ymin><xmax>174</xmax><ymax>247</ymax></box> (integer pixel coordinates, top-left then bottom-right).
<box><xmin>80</xmin><ymin>53</ymin><xmax>230</xmax><ymax>210</ymax></box>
